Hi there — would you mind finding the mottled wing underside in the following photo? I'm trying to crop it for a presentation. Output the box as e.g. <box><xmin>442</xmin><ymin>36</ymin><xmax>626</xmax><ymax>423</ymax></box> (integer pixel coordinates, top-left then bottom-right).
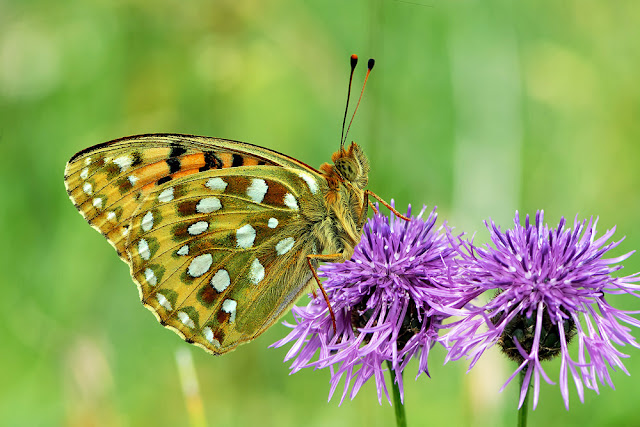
<box><xmin>64</xmin><ymin>134</ymin><xmax>314</xmax><ymax>260</ymax></box>
<box><xmin>64</xmin><ymin>134</ymin><xmax>328</xmax><ymax>354</ymax></box>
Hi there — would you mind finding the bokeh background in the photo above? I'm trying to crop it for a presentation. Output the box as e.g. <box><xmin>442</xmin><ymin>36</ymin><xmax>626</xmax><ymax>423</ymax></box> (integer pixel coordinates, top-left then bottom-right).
<box><xmin>2</xmin><ymin>1</ymin><xmax>640</xmax><ymax>426</ymax></box>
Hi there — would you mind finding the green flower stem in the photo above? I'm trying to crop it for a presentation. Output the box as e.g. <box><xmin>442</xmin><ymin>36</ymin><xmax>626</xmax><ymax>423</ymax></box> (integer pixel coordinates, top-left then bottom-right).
<box><xmin>386</xmin><ymin>360</ymin><xmax>407</xmax><ymax>427</ymax></box>
<box><xmin>517</xmin><ymin>370</ymin><xmax>530</xmax><ymax>427</ymax></box>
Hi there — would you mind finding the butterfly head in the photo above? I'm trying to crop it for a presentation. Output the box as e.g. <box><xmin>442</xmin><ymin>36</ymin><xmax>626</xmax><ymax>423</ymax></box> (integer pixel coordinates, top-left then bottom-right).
<box><xmin>331</xmin><ymin>141</ymin><xmax>370</xmax><ymax>189</ymax></box>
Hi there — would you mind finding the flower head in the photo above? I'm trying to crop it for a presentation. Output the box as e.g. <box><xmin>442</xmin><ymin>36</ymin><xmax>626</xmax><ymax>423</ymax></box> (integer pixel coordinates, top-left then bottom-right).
<box><xmin>273</xmin><ymin>205</ymin><xmax>465</xmax><ymax>404</ymax></box>
<box><xmin>445</xmin><ymin>210</ymin><xmax>640</xmax><ymax>409</ymax></box>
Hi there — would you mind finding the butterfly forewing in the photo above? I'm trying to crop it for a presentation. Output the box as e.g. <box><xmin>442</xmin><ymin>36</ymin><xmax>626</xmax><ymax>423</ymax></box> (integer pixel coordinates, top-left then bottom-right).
<box><xmin>64</xmin><ymin>135</ymin><xmax>291</xmax><ymax>261</ymax></box>
<box><xmin>64</xmin><ymin>134</ymin><xmax>332</xmax><ymax>354</ymax></box>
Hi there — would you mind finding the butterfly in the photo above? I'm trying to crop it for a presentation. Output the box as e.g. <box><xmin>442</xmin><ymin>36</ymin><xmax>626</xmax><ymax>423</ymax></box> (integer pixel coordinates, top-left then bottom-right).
<box><xmin>63</xmin><ymin>55</ymin><xmax>407</xmax><ymax>355</ymax></box>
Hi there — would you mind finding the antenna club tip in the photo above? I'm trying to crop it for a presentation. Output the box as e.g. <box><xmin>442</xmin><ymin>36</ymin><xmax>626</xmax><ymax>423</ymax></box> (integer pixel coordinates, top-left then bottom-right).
<box><xmin>350</xmin><ymin>54</ymin><xmax>358</xmax><ymax>67</ymax></box>
<box><xmin>368</xmin><ymin>58</ymin><xmax>375</xmax><ymax>70</ymax></box>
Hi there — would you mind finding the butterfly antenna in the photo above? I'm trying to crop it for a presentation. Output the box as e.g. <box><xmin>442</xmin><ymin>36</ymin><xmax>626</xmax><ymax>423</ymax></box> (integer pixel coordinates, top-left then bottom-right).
<box><xmin>343</xmin><ymin>58</ymin><xmax>375</xmax><ymax>147</ymax></box>
<box><xmin>340</xmin><ymin>54</ymin><xmax>359</xmax><ymax>152</ymax></box>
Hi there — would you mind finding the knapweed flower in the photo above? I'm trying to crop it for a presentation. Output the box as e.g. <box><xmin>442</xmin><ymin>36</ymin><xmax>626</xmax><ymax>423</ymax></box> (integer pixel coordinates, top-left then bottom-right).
<box><xmin>273</xmin><ymin>205</ymin><xmax>466</xmax><ymax>404</ymax></box>
<box><xmin>444</xmin><ymin>210</ymin><xmax>640</xmax><ymax>409</ymax></box>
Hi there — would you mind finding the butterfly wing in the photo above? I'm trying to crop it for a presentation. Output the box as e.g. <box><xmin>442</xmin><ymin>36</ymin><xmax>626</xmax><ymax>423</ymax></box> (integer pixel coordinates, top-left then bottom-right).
<box><xmin>64</xmin><ymin>134</ymin><xmax>319</xmax><ymax>260</ymax></box>
<box><xmin>64</xmin><ymin>134</ymin><xmax>328</xmax><ymax>354</ymax></box>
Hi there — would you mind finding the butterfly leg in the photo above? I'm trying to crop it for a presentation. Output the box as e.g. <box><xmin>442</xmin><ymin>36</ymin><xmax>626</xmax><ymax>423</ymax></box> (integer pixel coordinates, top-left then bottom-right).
<box><xmin>358</xmin><ymin>189</ymin><xmax>377</xmax><ymax>225</ymax></box>
<box><xmin>365</xmin><ymin>190</ymin><xmax>411</xmax><ymax>221</ymax></box>
<box><xmin>367</xmin><ymin>199</ymin><xmax>379</xmax><ymax>215</ymax></box>
<box><xmin>306</xmin><ymin>253</ymin><xmax>345</xmax><ymax>333</ymax></box>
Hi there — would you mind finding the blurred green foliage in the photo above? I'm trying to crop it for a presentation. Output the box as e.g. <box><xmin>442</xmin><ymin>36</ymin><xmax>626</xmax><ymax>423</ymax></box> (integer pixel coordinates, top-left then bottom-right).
<box><xmin>2</xmin><ymin>1</ymin><xmax>640</xmax><ymax>426</ymax></box>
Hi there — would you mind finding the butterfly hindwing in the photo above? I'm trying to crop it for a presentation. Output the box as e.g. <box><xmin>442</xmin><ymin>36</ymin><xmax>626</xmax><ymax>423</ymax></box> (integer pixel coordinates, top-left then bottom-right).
<box><xmin>64</xmin><ymin>134</ymin><xmax>330</xmax><ymax>354</ymax></box>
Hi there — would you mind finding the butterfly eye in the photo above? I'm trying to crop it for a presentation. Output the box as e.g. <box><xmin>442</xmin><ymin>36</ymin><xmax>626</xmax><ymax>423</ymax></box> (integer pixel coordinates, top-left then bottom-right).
<box><xmin>335</xmin><ymin>158</ymin><xmax>359</xmax><ymax>181</ymax></box>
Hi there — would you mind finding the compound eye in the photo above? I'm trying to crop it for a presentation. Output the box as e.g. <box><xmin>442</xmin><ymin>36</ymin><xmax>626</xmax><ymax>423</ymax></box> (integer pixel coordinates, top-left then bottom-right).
<box><xmin>335</xmin><ymin>158</ymin><xmax>358</xmax><ymax>181</ymax></box>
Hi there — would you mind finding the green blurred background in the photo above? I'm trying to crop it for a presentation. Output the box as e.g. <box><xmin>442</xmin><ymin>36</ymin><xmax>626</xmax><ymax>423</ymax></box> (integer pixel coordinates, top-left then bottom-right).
<box><xmin>2</xmin><ymin>0</ymin><xmax>640</xmax><ymax>426</ymax></box>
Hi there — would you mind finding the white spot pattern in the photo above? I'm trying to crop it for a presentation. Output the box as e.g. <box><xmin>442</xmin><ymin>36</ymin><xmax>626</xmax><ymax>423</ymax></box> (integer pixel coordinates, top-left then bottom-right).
<box><xmin>141</xmin><ymin>211</ymin><xmax>154</xmax><ymax>231</ymax></box>
<box><xmin>276</xmin><ymin>237</ymin><xmax>295</xmax><ymax>255</ymax></box>
<box><xmin>187</xmin><ymin>254</ymin><xmax>213</xmax><ymax>277</ymax></box>
<box><xmin>202</xmin><ymin>327</ymin><xmax>221</xmax><ymax>347</ymax></box>
<box><xmin>158</xmin><ymin>187</ymin><xmax>174</xmax><ymax>202</ymax></box>
<box><xmin>128</xmin><ymin>175</ymin><xmax>138</xmax><ymax>186</ymax></box>
<box><xmin>284</xmin><ymin>193</ymin><xmax>298</xmax><ymax>210</ymax></box>
<box><xmin>92</xmin><ymin>198</ymin><xmax>103</xmax><ymax>209</ymax></box>
<box><xmin>210</xmin><ymin>269</ymin><xmax>230</xmax><ymax>292</ymax></box>
<box><xmin>222</xmin><ymin>299</ymin><xmax>237</xmax><ymax>323</ymax></box>
<box><xmin>83</xmin><ymin>182</ymin><xmax>93</xmax><ymax>195</ymax></box>
<box><xmin>196</xmin><ymin>197</ymin><xmax>222</xmax><ymax>213</ymax></box>
<box><xmin>205</xmin><ymin>177</ymin><xmax>227</xmax><ymax>191</ymax></box>
<box><xmin>80</xmin><ymin>168</ymin><xmax>89</xmax><ymax>180</ymax></box>
<box><xmin>156</xmin><ymin>293</ymin><xmax>172</xmax><ymax>311</ymax></box>
<box><xmin>249</xmin><ymin>258</ymin><xmax>265</xmax><ymax>285</ymax></box>
<box><xmin>247</xmin><ymin>178</ymin><xmax>268</xmax><ymax>203</ymax></box>
<box><xmin>177</xmin><ymin>245</ymin><xmax>189</xmax><ymax>256</ymax></box>
<box><xmin>107</xmin><ymin>211</ymin><xmax>116</xmax><ymax>221</ymax></box>
<box><xmin>144</xmin><ymin>268</ymin><xmax>157</xmax><ymax>286</ymax></box>
<box><xmin>114</xmin><ymin>155</ymin><xmax>133</xmax><ymax>172</ymax></box>
<box><xmin>138</xmin><ymin>239</ymin><xmax>150</xmax><ymax>260</ymax></box>
<box><xmin>297</xmin><ymin>171</ymin><xmax>318</xmax><ymax>194</ymax></box>
<box><xmin>188</xmin><ymin>221</ymin><xmax>209</xmax><ymax>235</ymax></box>
<box><xmin>236</xmin><ymin>224</ymin><xmax>256</xmax><ymax>249</ymax></box>
<box><xmin>178</xmin><ymin>311</ymin><xmax>195</xmax><ymax>328</ymax></box>
<box><xmin>268</xmin><ymin>218</ymin><xmax>278</xmax><ymax>228</ymax></box>
<box><xmin>85</xmin><ymin>157</ymin><xmax>92</xmax><ymax>165</ymax></box>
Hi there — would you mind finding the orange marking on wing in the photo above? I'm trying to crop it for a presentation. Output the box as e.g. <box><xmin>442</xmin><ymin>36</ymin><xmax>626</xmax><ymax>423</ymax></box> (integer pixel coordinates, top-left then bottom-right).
<box><xmin>135</xmin><ymin>161</ymin><xmax>171</xmax><ymax>185</ymax></box>
<box><xmin>242</xmin><ymin>157</ymin><xmax>260</xmax><ymax>166</ymax></box>
<box><xmin>218</xmin><ymin>153</ymin><xmax>233</xmax><ymax>167</ymax></box>
<box><xmin>172</xmin><ymin>169</ymin><xmax>200</xmax><ymax>179</ymax></box>
<box><xmin>180</xmin><ymin>153</ymin><xmax>206</xmax><ymax>170</ymax></box>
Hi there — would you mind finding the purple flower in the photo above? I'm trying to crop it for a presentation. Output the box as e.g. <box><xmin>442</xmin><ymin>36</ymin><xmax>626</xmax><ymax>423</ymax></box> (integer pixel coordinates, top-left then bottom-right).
<box><xmin>272</xmin><ymin>205</ymin><xmax>465</xmax><ymax>404</ymax></box>
<box><xmin>444</xmin><ymin>210</ymin><xmax>640</xmax><ymax>410</ymax></box>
